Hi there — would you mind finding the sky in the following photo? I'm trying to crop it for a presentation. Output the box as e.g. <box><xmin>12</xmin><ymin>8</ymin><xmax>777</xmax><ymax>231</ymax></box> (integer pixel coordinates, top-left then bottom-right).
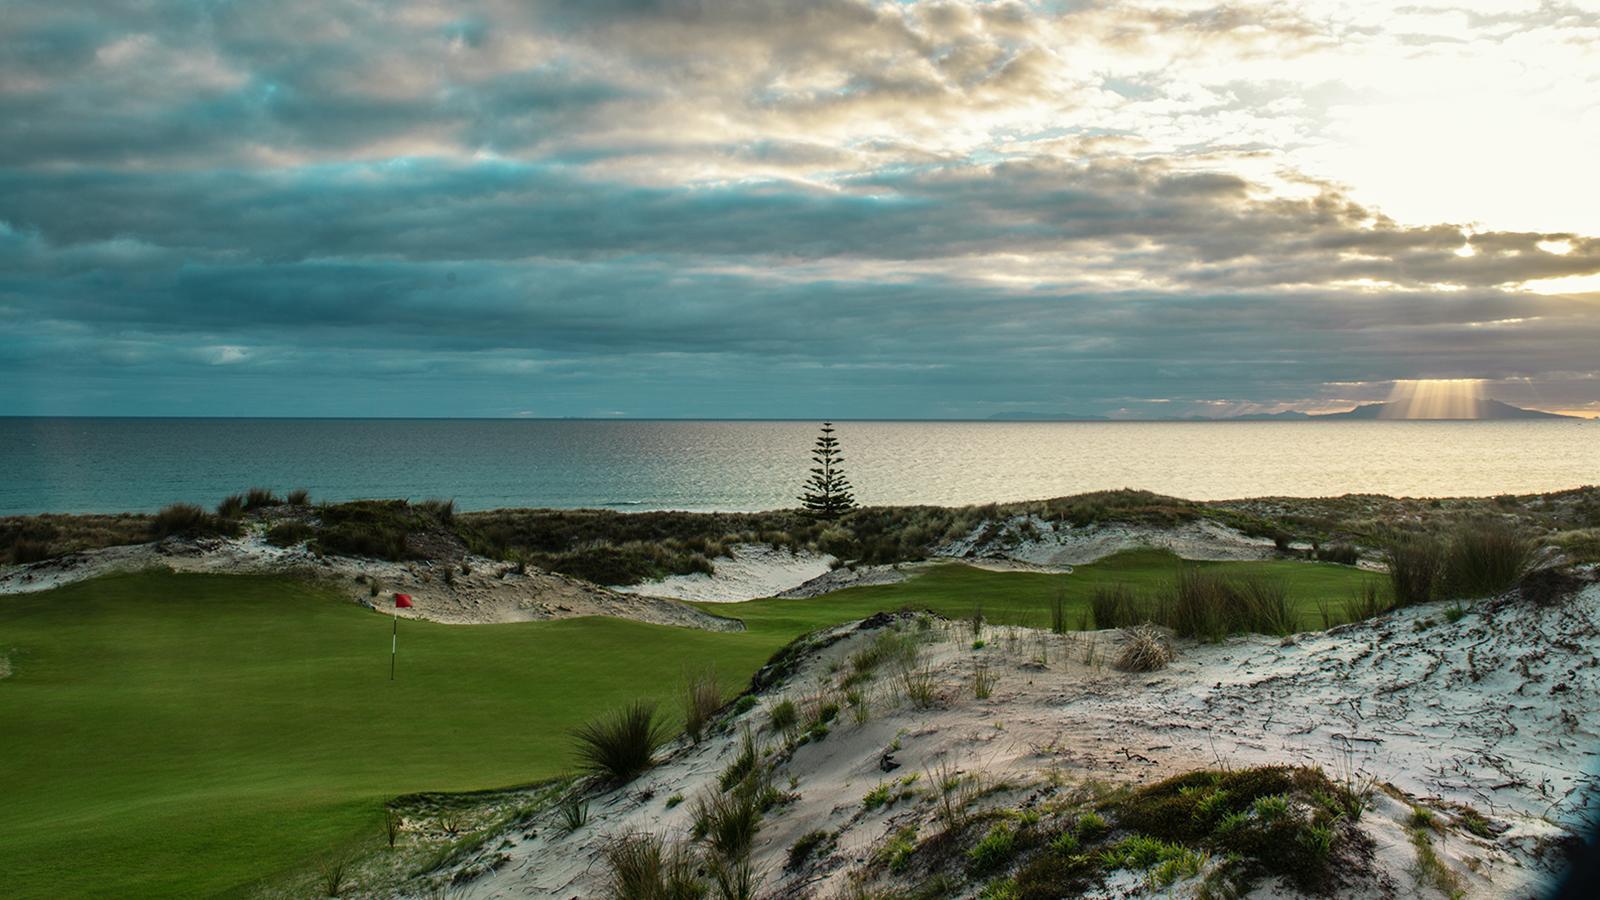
<box><xmin>3</xmin><ymin>0</ymin><xmax>1600</xmax><ymax>419</ymax></box>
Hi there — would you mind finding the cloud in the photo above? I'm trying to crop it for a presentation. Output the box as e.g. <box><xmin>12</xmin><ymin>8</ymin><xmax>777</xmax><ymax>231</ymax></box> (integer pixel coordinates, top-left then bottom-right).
<box><xmin>2</xmin><ymin>0</ymin><xmax>1598</xmax><ymax>417</ymax></box>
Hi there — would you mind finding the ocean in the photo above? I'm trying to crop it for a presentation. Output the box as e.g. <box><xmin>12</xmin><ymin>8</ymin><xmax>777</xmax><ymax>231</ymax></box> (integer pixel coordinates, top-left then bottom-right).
<box><xmin>0</xmin><ymin>417</ymin><xmax>1595</xmax><ymax>516</ymax></box>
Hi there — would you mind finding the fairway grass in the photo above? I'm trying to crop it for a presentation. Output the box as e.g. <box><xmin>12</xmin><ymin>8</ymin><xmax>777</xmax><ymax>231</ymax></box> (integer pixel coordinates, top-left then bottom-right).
<box><xmin>0</xmin><ymin>553</ymin><xmax>1379</xmax><ymax>897</ymax></box>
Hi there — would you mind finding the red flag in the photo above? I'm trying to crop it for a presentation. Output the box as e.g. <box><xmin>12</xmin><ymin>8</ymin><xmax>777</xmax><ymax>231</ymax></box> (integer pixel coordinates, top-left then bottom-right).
<box><xmin>394</xmin><ymin>593</ymin><xmax>414</xmax><ymax>608</ymax></box>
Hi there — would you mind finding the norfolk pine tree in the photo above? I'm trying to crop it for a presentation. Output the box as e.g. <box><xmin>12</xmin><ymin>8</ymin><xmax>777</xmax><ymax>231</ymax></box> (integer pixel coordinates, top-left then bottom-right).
<box><xmin>798</xmin><ymin>422</ymin><xmax>856</xmax><ymax>518</ymax></box>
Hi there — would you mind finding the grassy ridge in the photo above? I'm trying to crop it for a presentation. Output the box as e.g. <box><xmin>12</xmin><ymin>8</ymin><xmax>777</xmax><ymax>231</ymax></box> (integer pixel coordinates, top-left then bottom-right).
<box><xmin>706</xmin><ymin>550</ymin><xmax>1379</xmax><ymax>636</ymax></box>
<box><xmin>0</xmin><ymin>554</ymin><xmax>1377</xmax><ymax>897</ymax></box>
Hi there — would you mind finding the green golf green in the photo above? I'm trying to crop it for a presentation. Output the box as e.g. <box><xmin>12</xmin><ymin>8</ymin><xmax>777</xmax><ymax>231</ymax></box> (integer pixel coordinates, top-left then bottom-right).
<box><xmin>0</xmin><ymin>552</ymin><xmax>1379</xmax><ymax>897</ymax></box>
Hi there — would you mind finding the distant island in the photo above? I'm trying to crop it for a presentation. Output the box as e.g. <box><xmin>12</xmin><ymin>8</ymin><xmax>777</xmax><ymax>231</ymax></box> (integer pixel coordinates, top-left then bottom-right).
<box><xmin>990</xmin><ymin>398</ymin><xmax>1579</xmax><ymax>421</ymax></box>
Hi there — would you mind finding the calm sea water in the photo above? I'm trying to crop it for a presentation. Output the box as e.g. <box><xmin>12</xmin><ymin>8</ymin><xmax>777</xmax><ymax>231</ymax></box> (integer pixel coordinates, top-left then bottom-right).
<box><xmin>0</xmin><ymin>418</ymin><xmax>1595</xmax><ymax>516</ymax></box>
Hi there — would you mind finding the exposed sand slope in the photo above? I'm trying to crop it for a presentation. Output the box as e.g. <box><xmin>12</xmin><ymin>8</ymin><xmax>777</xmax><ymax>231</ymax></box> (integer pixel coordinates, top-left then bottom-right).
<box><xmin>942</xmin><ymin>514</ymin><xmax>1282</xmax><ymax>566</ymax></box>
<box><xmin>423</xmin><ymin>575</ymin><xmax>1597</xmax><ymax>899</ymax></box>
<box><xmin>0</xmin><ymin>532</ymin><xmax>738</xmax><ymax>632</ymax></box>
<box><xmin>614</xmin><ymin>544</ymin><xmax>836</xmax><ymax>603</ymax></box>
<box><xmin>617</xmin><ymin>516</ymin><xmax>1292</xmax><ymax>604</ymax></box>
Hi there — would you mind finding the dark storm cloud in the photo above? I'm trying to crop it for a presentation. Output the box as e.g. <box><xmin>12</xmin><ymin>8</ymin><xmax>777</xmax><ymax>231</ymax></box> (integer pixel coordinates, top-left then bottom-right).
<box><xmin>2</xmin><ymin>0</ymin><xmax>1599</xmax><ymax>417</ymax></box>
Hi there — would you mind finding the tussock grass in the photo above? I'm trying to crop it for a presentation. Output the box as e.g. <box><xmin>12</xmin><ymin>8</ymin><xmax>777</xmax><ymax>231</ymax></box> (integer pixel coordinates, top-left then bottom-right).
<box><xmin>559</xmin><ymin>797</ymin><xmax>589</xmax><ymax>835</ymax></box>
<box><xmin>216</xmin><ymin>494</ymin><xmax>246</xmax><ymax>519</ymax></box>
<box><xmin>601</xmin><ymin>832</ymin><xmax>703</xmax><ymax>900</ymax></box>
<box><xmin>1385</xmin><ymin>536</ymin><xmax>1445</xmax><ymax>606</ymax></box>
<box><xmin>718</xmin><ymin>726</ymin><xmax>760</xmax><ymax>792</ymax></box>
<box><xmin>766</xmin><ymin>699</ymin><xmax>797</xmax><ymax>734</ymax></box>
<box><xmin>286</xmin><ymin>488</ymin><xmax>311</xmax><ymax>506</ymax></box>
<box><xmin>691</xmin><ymin>785</ymin><xmax>763</xmax><ymax>860</ymax></box>
<box><xmin>683</xmin><ymin>668</ymin><xmax>722</xmax><ymax>744</ymax></box>
<box><xmin>848</xmin><ymin>629</ymin><xmax>921</xmax><ymax>684</ymax></box>
<box><xmin>1444</xmin><ymin>520</ymin><xmax>1535</xmax><ymax>598</ymax></box>
<box><xmin>571</xmin><ymin>701</ymin><xmax>669</xmax><ymax>783</ymax></box>
<box><xmin>1114</xmin><ymin>626</ymin><xmax>1173</xmax><ymax>672</ymax></box>
<box><xmin>417</xmin><ymin>498</ymin><xmax>455</xmax><ymax>524</ymax></box>
<box><xmin>898</xmin><ymin>664</ymin><xmax>939</xmax><ymax>709</ymax></box>
<box><xmin>244</xmin><ymin>487</ymin><xmax>281</xmax><ymax>510</ymax></box>
<box><xmin>151</xmin><ymin>503</ymin><xmax>237</xmax><ymax>539</ymax></box>
<box><xmin>972</xmin><ymin>660</ymin><xmax>997</xmax><ymax>699</ymax></box>
<box><xmin>317</xmin><ymin>854</ymin><xmax>352</xmax><ymax>897</ymax></box>
<box><xmin>1164</xmin><ymin>570</ymin><xmax>1292</xmax><ymax>640</ymax></box>
<box><xmin>1342</xmin><ymin>581</ymin><xmax>1393</xmax><ymax>621</ymax></box>
<box><xmin>1090</xmin><ymin>584</ymin><xmax>1143</xmax><ymax>629</ymax></box>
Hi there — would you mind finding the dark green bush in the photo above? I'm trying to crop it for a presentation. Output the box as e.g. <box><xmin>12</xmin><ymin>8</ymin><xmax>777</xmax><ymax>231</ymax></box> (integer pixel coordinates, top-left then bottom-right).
<box><xmin>216</xmin><ymin>494</ymin><xmax>245</xmax><ymax>519</ymax></box>
<box><xmin>311</xmin><ymin>500</ymin><xmax>427</xmax><ymax>560</ymax></box>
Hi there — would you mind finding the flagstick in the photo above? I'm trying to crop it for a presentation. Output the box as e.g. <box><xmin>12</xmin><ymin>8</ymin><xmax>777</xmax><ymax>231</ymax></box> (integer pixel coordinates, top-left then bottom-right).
<box><xmin>390</xmin><ymin>613</ymin><xmax>397</xmax><ymax>682</ymax></box>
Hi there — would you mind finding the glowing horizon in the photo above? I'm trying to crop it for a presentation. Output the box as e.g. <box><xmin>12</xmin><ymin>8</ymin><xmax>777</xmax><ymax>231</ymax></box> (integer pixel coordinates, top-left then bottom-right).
<box><xmin>1380</xmin><ymin>379</ymin><xmax>1488</xmax><ymax>420</ymax></box>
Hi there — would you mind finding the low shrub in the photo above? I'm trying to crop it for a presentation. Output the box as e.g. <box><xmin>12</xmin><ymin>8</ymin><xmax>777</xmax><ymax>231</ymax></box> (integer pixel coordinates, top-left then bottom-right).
<box><xmin>286</xmin><ymin>488</ymin><xmax>311</xmax><ymax>506</ymax></box>
<box><xmin>788</xmin><ymin>829</ymin><xmax>833</xmax><ymax>869</ymax></box>
<box><xmin>571</xmin><ymin>701</ymin><xmax>669</xmax><ymax>783</ymax></box>
<box><xmin>8</xmin><ymin>537</ymin><xmax>54</xmax><ymax>564</ymax></box>
<box><xmin>312</xmin><ymin>500</ymin><xmax>425</xmax><ymax>560</ymax></box>
<box><xmin>1108</xmin><ymin>766</ymin><xmax>1360</xmax><ymax>892</ymax></box>
<box><xmin>1517</xmin><ymin>566</ymin><xmax>1586</xmax><ymax>606</ymax></box>
<box><xmin>265</xmin><ymin>522</ymin><xmax>316</xmax><ymax>548</ymax></box>
<box><xmin>969</xmin><ymin>822</ymin><xmax>1017</xmax><ymax>873</ymax></box>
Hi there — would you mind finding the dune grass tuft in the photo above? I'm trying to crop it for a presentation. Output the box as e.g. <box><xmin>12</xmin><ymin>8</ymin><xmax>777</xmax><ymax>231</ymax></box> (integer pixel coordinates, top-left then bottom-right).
<box><xmin>151</xmin><ymin>503</ymin><xmax>237</xmax><ymax>539</ymax></box>
<box><xmin>571</xmin><ymin>701</ymin><xmax>669</xmax><ymax>783</ymax></box>
<box><xmin>1385</xmin><ymin>536</ymin><xmax>1445</xmax><ymax>606</ymax></box>
<box><xmin>683</xmin><ymin>668</ymin><xmax>723</xmax><ymax>743</ymax></box>
<box><xmin>1114</xmin><ymin>625</ymin><xmax>1174</xmax><ymax>672</ymax></box>
<box><xmin>1444</xmin><ymin>521</ymin><xmax>1535</xmax><ymax>599</ymax></box>
<box><xmin>601</xmin><ymin>831</ymin><xmax>703</xmax><ymax>900</ymax></box>
<box><xmin>244</xmin><ymin>487</ymin><xmax>282</xmax><ymax>511</ymax></box>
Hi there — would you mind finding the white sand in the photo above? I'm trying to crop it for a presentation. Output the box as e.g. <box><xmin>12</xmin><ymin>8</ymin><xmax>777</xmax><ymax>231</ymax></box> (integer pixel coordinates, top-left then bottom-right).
<box><xmin>424</xmin><ymin>577</ymin><xmax>1597</xmax><ymax>899</ymax></box>
<box><xmin>940</xmin><ymin>514</ymin><xmax>1283</xmax><ymax>566</ymax></box>
<box><xmin>612</xmin><ymin>544</ymin><xmax>836</xmax><ymax>603</ymax></box>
